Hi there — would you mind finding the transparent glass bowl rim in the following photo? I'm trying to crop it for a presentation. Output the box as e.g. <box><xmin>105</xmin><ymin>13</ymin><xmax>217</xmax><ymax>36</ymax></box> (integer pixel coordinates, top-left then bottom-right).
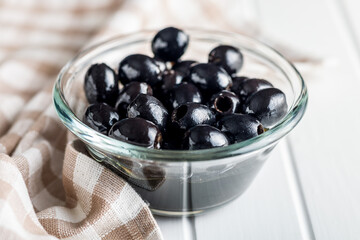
<box><xmin>53</xmin><ymin>28</ymin><xmax>308</xmax><ymax>162</ymax></box>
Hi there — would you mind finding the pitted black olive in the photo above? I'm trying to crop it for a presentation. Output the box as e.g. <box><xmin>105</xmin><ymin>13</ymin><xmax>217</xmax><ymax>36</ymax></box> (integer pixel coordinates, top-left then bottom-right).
<box><xmin>168</xmin><ymin>82</ymin><xmax>202</xmax><ymax>110</ymax></box>
<box><xmin>84</xmin><ymin>63</ymin><xmax>118</xmax><ymax>106</ymax></box>
<box><xmin>127</xmin><ymin>94</ymin><xmax>168</xmax><ymax>132</ymax></box>
<box><xmin>238</xmin><ymin>78</ymin><xmax>273</xmax><ymax>101</ymax></box>
<box><xmin>189</xmin><ymin>63</ymin><xmax>232</xmax><ymax>100</ymax></box>
<box><xmin>152</xmin><ymin>27</ymin><xmax>189</xmax><ymax>62</ymax></box>
<box><xmin>208</xmin><ymin>45</ymin><xmax>244</xmax><ymax>76</ymax></box>
<box><xmin>217</xmin><ymin>114</ymin><xmax>264</xmax><ymax>143</ymax></box>
<box><xmin>182</xmin><ymin>124</ymin><xmax>229</xmax><ymax>150</ymax></box>
<box><xmin>118</xmin><ymin>54</ymin><xmax>161</xmax><ymax>86</ymax></box>
<box><xmin>115</xmin><ymin>82</ymin><xmax>153</xmax><ymax>117</ymax></box>
<box><xmin>108</xmin><ymin>117</ymin><xmax>162</xmax><ymax>149</ymax></box>
<box><xmin>210</xmin><ymin>90</ymin><xmax>240</xmax><ymax>115</ymax></box>
<box><xmin>243</xmin><ymin>88</ymin><xmax>288</xmax><ymax>127</ymax></box>
<box><xmin>171</xmin><ymin>102</ymin><xmax>216</xmax><ymax>131</ymax></box>
<box><xmin>83</xmin><ymin>103</ymin><xmax>119</xmax><ymax>134</ymax></box>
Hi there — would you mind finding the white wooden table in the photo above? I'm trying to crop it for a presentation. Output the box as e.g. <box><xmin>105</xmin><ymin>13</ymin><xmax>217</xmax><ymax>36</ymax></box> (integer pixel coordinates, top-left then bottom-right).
<box><xmin>155</xmin><ymin>0</ymin><xmax>360</xmax><ymax>239</ymax></box>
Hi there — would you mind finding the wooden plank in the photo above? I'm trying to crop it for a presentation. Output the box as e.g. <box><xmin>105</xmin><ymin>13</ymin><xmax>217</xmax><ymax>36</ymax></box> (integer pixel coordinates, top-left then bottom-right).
<box><xmin>259</xmin><ymin>0</ymin><xmax>360</xmax><ymax>239</ymax></box>
<box><xmin>195</xmin><ymin>143</ymin><xmax>303</xmax><ymax>240</ymax></box>
<box><xmin>339</xmin><ymin>0</ymin><xmax>360</xmax><ymax>63</ymax></box>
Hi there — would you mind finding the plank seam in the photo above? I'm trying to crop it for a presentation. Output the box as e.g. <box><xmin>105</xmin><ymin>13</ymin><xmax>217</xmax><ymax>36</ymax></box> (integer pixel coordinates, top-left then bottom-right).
<box><xmin>182</xmin><ymin>216</ymin><xmax>197</xmax><ymax>240</ymax></box>
<box><xmin>281</xmin><ymin>139</ymin><xmax>316</xmax><ymax>240</ymax></box>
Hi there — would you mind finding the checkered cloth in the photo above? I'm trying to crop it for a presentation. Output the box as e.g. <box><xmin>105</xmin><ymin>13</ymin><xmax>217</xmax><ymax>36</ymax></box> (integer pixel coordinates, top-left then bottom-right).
<box><xmin>0</xmin><ymin>0</ymin><xmax>320</xmax><ymax>239</ymax></box>
<box><xmin>0</xmin><ymin>0</ymin><xmax>164</xmax><ymax>239</ymax></box>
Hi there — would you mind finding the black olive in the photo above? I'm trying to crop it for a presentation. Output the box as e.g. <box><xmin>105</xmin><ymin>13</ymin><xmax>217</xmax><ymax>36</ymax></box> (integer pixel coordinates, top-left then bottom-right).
<box><xmin>108</xmin><ymin>118</ymin><xmax>162</xmax><ymax>149</ymax></box>
<box><xmin>84</xmin><ymin>63</ymin><xmax>118</xmax><ymax>106</ymax></box>
<box><xmin>210</xmin><ymin>90</ymin><xmax>240</xmax><ymax>115</ymax></box>
<box><xmin>118</xmin><ymin>54</ymin><xmax>161</xmax><ymax>86</ymax></box>
<box><xmin>168</xmin><ymin>82</ymin><xmax>202</xmax><ymax>110</ymax></box>
<box><xmin>217</xmin><ymin>113</ymin><xmax>264</xmax><ymax>143</ymax></box>
<box><xmin>127</xmin><ymin>94</ymin><xmax>168</xmax><ymax>132</ymax></box>
<box><xmin>83</xmin><ymin>103</ymin><xmax>119</xmax><ymax>134</ymax></box>
<box><xmin>243</xmin><ymin>88</ymin><xmax>288</xmax><ymax>127</ymax></box>
<box><xmin>189</xmin><ymin>63</ymin><xmax>232</xmax><ymax>100</ymax></box>
<box><xmin>171</xmin><ymin>102</ymin><xmax>216</xmax><ymax>131</ymax></box>
<box><xmin>208</xmin><ymin>45</ymin><xmax>244</xmax><ymax>76</ymax></box>
<box><xmin>182</xmin><ymin>124</ymin><xmax>229</xmax><ymax>150</ymax></box>
<box><xmin>115</xmin><ymin>82</ymin><xmax>153</xmax><ymax>117</ymax></box>
<box><xmin>238</xmin><ymin>78</ymin><xmax>273</xmax><ymax>101</ymax></box>
<box><xmin>152</xmin><ymin>27</ymin><xmax>189</xmax><ymax>62</ymax></box>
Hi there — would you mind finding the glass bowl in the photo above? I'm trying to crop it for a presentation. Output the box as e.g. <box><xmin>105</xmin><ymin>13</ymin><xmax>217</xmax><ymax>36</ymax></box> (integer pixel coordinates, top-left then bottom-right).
<box><xmin>53</xmin><ymin>29</ymin><xmax>307</xmax><ymax>217</ymax></box>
